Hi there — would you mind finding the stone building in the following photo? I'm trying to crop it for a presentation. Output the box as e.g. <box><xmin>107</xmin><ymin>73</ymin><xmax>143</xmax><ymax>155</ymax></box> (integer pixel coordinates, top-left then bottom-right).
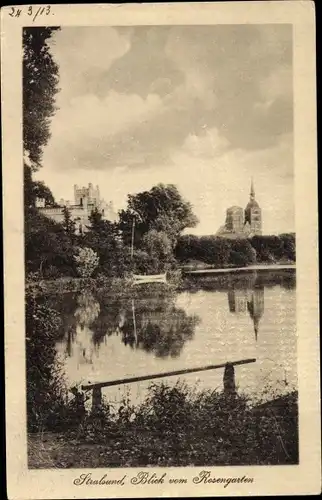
<box><xmin>244</xmin><ymin>179</ymin><xmax>262</xmax><ymax>235</ymax></box>
<box><xmin>225</xmin><ymin>206</ymin><xmax>244</xmax><ymax>233</ymax></box>
<box><xmin>36</xmin><ymin>183</ymin><xmax>118</xmax><ymax>234</ymax></box>
<box><xmin>216</xmin><ymin>179</ymin><xmax>262</xmax><ymax>239</ymax></box>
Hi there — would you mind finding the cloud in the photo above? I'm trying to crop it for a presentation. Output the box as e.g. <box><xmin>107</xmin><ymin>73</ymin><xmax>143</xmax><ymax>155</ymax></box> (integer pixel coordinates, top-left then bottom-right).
<box><xmin>181</xmin><ymin>127</ymin><xmax>230</xmax><ymax>158</ymax></box>
<box><xmin>44</xmin><ymin>25</ymin><xmax>293</xmax><ymax>172</ymax></box>
<box><xmin>49</xmin><ymin>27</ymin><xmax>131</xmax><ymax>103</ymax></box>
<box><xmin>259</xmin><ymin>66</ymin><xmax>293</xmax><ymax>103</ymax></box>
<box><xmin>44</xmin><ymin>91</ymin><xmax>163</xmax><ymax>170</ymax></box>
<box><xmin>97</xmin><ymin>26</ymin><xmax>184</xmax><ymax>99</ymax></box>
<box><xmin>38</xmin><ymin>25</ymin><xmax>294</xmax><ymax>234</ymax></box>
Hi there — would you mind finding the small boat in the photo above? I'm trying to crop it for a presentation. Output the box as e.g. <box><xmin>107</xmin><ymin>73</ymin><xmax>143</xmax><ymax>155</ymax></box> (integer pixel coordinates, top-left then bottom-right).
<box><xmin>132</xmin><ymin>273</ymin><xmax>167</xmax><ymax>284</ymax></box>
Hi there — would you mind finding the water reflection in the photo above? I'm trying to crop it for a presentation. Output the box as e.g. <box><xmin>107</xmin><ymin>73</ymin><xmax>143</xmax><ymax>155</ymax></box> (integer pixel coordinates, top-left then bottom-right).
<box><xmin>59</xmin><ymin>289</ymin><xmax>200</xmax><ymax>362</ymax></box>
<box><xmin>52</xmin><ymin>269</ymin><xmax>296</xmax><ymax>403</ymax></box>
<box><xmin>114</xmin><ymin>297</ymin><xmax>200</xmax><ymax>358</ymax></box>
<box><xmin>228</xmin><ymin>286</ymin><xmax>264</xmax><ymax>341</ymax></box>
<box><xmin>66</xmin><ymin>292</ymin><xmax>101</xmax><ymax>365</ymax></box>
<box><xmin>184</xmin><ymin>268</ymin><xmax>296</xmax><ymax>292</ymax></box>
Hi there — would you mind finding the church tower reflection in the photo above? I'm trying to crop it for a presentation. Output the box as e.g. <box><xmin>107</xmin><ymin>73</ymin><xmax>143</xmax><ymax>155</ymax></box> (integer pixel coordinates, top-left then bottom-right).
<box><xmin>228</xmin><ymin>280</ymin><xmax>264</xmax><ymax>341</ymax></box>
<box><xmin>246</xmin><ymin>286</ymin><xmax>264</xmax><ymax>341</ymax></box>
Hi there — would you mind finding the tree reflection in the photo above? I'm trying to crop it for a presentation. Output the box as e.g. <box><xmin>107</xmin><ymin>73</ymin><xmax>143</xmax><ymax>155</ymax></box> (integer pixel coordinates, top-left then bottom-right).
<box><xmin>184</xmin><ymin>269</ymin><xmax>296</xmax><ymax>292</ymax></box>
<box><xmin>58</xmin><ymin>288</ymin><xmax>200</xmax><ymax>361</ymax></box>
<box><xmin>66</xmin><ymin>291</ymin><xmax>101</xmax><ymax>364</ymax></box>
<box><xmin>90</xmin><ymin>291</ymin><xmax>200</xmax><ymax>358</ymax></box>
<box><xmin>122</xmin><ymin>299</ymin><xmax>199</xmax><ymax>358</ymax></box>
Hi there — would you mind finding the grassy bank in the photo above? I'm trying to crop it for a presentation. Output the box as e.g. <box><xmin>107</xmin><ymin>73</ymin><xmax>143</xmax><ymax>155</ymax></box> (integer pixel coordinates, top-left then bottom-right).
<box><xmin>28</xmin><ymin>382</ymin><xmax>298</xmax><ymax>468</ymax></box>
<box><xmin>25</xmin><ymin>275</ymin><xmax>130</xmax><ymax>295</ymax></box>
<box><xmin>25</xmin><ymin>270</ymin><xmax>183</xmax><ymax>296</ymax></box>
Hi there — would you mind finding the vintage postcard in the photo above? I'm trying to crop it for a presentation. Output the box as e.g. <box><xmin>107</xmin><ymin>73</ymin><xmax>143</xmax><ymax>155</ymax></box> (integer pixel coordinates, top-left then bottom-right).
<box><xmin>2</xmin><ymin>1</ymin><xmax>320</xmax><ymax>498</ymax></box>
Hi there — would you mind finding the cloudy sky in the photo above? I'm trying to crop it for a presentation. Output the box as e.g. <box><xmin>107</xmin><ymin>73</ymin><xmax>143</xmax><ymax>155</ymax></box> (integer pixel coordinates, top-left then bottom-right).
<box><xmin>36</xmin><ymin>24</ymin><xmax>294</xmax><ymax>235</ymax></box>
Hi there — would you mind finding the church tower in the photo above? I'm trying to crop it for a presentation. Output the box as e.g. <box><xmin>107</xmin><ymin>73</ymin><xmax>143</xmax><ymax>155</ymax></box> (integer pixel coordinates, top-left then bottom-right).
<box><xmin>244</xmin><ymin>178</ymin><xmax>262</xmax><ymax>235</ymax></box>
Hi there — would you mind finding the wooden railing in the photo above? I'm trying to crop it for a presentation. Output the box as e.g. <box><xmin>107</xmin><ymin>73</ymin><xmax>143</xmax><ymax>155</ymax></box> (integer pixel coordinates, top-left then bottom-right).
<box><xmin>81</xmin><ymin>358</ymin><xmax>256</xmax><ymax>411</ymax></box>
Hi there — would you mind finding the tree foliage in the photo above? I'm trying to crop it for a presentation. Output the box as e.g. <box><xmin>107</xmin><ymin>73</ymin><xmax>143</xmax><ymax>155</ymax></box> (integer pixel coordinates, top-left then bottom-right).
<box><xmin>23</xmin><ymin>27</ymin><xmax>60</xmax><ymax>170</ymax></box>
<box><xmin>80</xmin><ymin>209</ymin><xmax>128</xmax><ymax>277</ymax></box>
<box><xmin>119</xmin><ymin>184</ymin><xmax>198</xmax><ymax>248</ymax></box>
<box><xmin>25</xmin><ymin>208</ymin><xmax>75</xmax><ymax>277</ymax></box>
<box><xmin>175</xmin><ymin>235</ymin><xmax>231</xmax><ymax>267</ymax></box>
<box><xmin>62</xmin><ymin>206</ymin><xmax>76</xmax><ymax>237</ymax></box>
<box><xmin>249</xmin><ymin>234</ymin><xmax>295</xmax><ymax>263</ymax></box>
<box><xmin>141</xmin><ymin>230</ymin><xmax>175</xmax><ymax>272</ymax></box>
<box><xmin>26</xmin><ymin>294</ymin><xmax>66</xmax><ymax>432</ymax></box>
<box><xmin>24</xmin><ymin>164</ymin><xmax>56</xmax><ymax>209</ymax></box>
<box><xmin>74</xmin><ymin>247</ymin><xmax>100</xmax><ymax>278</ymax></box>
<box><xmin>33</xmin><ymin>179</ymin><xmax>56</xmax><ymax>205</ymax></box>
<box><xmin>176</xmin><ymin>233</ymin><xmax>296</xmax><ymax>268</ymax></box>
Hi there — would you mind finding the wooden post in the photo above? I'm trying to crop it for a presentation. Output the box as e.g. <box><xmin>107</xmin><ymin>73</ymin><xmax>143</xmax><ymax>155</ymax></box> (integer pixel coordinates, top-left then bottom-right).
<box><xmin>92</xmin><ymin>387</ymin><xmax>102</xmax><ymax>412</ymax></box>
<box><xmin>132</xmin><ymin>299</ymin><xmax>138</xmax><ymax>346</ymax></box>
<box><xmin>223</xmin><ymin>362</ymin><xmax>236</xmax><ymax>396</ymax></box>
<box><xmin>131</xmin><ymin>218</ymin><xmax>135</xmax><ymax>259</ymax></box>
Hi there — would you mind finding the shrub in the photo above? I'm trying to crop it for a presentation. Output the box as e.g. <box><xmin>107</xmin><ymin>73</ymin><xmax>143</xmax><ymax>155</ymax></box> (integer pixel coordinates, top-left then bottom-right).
<box><xmin>229</xmin><ymin>250</ymin><xmax>248</xmax><ymax>267</ymax></box>
<box><xmin>68</xmin><ymin>382</ymin><xmax>298</xmax><ymax>467</ymax></box>
<box><xmin>26</xmin><ymin>294</ymin><xmax>67</xmax><ymax>432</ymax></box>
<box><xmin>42</xmin><ymin>265</ymin><xmax>61</xmax><ymax>279</ymax></box>
<box><xmin>74</xmin><ymin>247</ymin><xmax>99</xmax><ymax>278</ymax></box>
<box><xmin>230</xmin><ymin>239</ymin><xmax>257</xmax><ymax>265</ymax></box>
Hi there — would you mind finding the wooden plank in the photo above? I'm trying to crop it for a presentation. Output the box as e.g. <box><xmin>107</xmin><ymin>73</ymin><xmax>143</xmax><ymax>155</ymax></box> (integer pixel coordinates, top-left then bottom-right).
<box><xmin>81</xmin><ymin>358</ymin><xmax>256</xmax><ymax>391</ymax></box>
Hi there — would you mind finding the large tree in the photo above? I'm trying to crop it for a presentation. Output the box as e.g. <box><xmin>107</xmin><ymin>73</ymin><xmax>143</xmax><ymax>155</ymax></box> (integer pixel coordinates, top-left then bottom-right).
<box><xmin>24</xmin><ymin>164</ymin><xmax>56</xmax><ymax>209</ymax></box>
<box><xmin>23</xmin><ymin>27</ymin><xmax>60</xmax><ymax>171</ymax></box>
<box><xmin>25</xmin><ymin>208</ymin><xmax>75</xmax><ymax>276</ymax></box>
<box><xmin>118</xmin><ymin>183</ymin><xmax>198</xmax><ymax>248</ymax></box>
<box><xmin>81</xmin><ymin>209</ymin><xmax>127</xmax><ymax>277</ymax></box>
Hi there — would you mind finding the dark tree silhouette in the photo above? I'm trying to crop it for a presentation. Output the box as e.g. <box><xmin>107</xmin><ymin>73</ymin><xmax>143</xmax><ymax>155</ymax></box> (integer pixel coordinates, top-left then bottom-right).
<box><xmin>23</xmin><ymin>27</ymin><xmax>60</xmax><ymax>170</ymax></box>
<box><xmin>118</xmin><ymin>183</ymin><xmax>198</xmax><ymax>248</ymax></box>
<box><xmin>24</xmin><ymin>164</ymin><xmax>56</xmax><ymax>210</ymax></box>
<box><xmin>62</xmin><ymin>206</ymin><xmax>76</xmax><ymax>237</ymax></box>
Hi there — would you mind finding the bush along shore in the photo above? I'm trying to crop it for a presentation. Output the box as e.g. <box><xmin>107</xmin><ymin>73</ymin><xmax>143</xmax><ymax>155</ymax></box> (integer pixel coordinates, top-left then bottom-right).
<box><xmin>27</xmin><ymin>381</ymin><xmax>298</xmax><ymax>468</ymax></box>
<box><xmin>25</xmin><ymin>271</ymin><xmax>182</xmax><ymax>296</ymax></box>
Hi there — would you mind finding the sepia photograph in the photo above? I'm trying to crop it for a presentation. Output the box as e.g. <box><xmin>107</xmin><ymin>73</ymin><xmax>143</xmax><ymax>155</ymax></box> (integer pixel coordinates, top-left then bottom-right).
<box><xmin>2</xmin><ymin>2</ymin><xmax>319</xmax><ymax>498</ymax></box>
<box><xmin>24</xmin><ymin>21</ymin><xmax>298</xmax><ymax>469</ymax></box>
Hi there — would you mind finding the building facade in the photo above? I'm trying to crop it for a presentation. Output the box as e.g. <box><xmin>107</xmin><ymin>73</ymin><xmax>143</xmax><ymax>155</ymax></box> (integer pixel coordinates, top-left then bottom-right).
<box><xmin>216</xmin><ymin>179</ymin><xmax>262</xmax><ymax>239</ymax></box>
<box><xmin>225</xmin><ymin>206</ymin><xmax>244</xmax><ymax>233</ymax></box>
<box><xmin>36</xmin><ymin>183</ymin><xmax>118</xmax><ymax>234</ymax></box>
<box><xmin>244</xmin><ymin>179</ymin><xmax>262</xmax><ymax>235</ymax></box>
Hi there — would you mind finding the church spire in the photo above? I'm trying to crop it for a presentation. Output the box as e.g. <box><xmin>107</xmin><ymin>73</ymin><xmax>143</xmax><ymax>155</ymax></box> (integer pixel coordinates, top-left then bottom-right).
<box><xmin>250</xmin><ymin>177</ymin><xmax>255</xmax><ymax>200</ymax></box>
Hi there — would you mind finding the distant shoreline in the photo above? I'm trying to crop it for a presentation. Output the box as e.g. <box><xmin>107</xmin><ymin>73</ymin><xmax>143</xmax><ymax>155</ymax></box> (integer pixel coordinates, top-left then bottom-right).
<box><xmin>183</xmin><ymin>264</ymin><xmax>296</xmax><ymax>275</ymax></box>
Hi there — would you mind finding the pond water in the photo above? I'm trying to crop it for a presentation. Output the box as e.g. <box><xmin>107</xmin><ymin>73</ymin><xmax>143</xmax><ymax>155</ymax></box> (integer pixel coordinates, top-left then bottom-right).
<box><xmin>51</xmin><ymin>269</ymin><xmax>296</xmax><ymax>405</ymax></box>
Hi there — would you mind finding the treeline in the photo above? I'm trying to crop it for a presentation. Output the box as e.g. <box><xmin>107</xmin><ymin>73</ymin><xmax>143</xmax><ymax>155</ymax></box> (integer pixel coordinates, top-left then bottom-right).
<box><xmin>25</xmin><ymin>181</ymin><xmax>198</xmax><ymax>280</ymax></box>
<box><xmin>25</xmin><ymin>204</ymin><xmax>135</xmax><ymax>280</ymax></box>
<box><xmin>175</xmin><ymin>233</ymin><xmax>296</xmax><ymax>268</ymax></box>
<box><xmin>26</xmin><ymin>178</ymin><xmax>296</xmax><ymax>280</ymax></box>
<box><xmin>25</xmin><ymin>171</ymin><xmax>296</xmax><ymax>280</ymax></box>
